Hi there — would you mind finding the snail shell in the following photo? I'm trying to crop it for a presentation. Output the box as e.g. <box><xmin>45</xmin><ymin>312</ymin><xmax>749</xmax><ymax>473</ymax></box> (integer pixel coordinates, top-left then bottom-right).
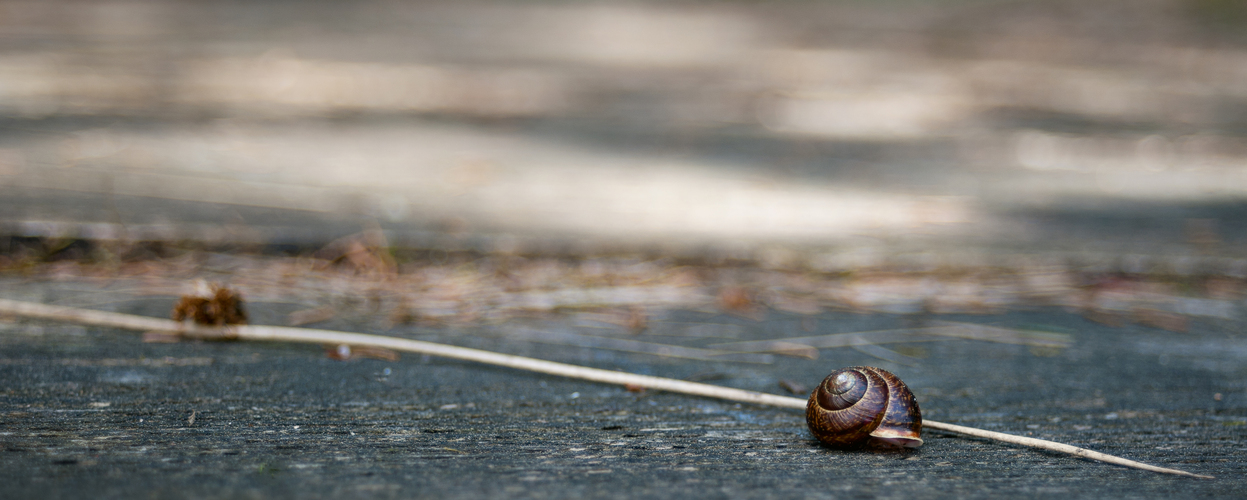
<box><xmin>805</xmin><ymin>366</ymin><xmax>923</xmax><ymax>449</ymax></box>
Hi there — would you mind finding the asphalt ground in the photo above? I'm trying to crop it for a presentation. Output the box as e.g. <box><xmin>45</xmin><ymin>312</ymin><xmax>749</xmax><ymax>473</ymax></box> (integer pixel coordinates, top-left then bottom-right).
<box><xmin>0</xmin><ymin>277</ymin><xmax>1244</xmax><ymax>499</ymax></box>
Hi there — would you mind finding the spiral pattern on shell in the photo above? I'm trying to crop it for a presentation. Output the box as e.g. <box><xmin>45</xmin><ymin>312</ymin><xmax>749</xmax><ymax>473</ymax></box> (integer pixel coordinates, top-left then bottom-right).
<box><xmin>805</xmin><ymin>366</ymin><xmax>923</xmax><ymax>449</ymax></box>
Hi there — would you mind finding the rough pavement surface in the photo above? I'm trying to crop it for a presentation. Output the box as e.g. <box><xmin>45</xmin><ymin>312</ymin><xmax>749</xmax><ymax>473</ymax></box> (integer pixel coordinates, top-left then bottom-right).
<box><xmin>1</xmin><ymin>279</ymin><xmax>1243</xmax><ymax>499</ymax></box>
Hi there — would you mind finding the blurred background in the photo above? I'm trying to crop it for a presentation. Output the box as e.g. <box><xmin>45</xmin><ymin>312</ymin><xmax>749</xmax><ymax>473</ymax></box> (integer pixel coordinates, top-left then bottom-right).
<box><xmin>2</xmin><ymin>0</ymin><xmax>1247</xmax><ymax>327</ymax></box>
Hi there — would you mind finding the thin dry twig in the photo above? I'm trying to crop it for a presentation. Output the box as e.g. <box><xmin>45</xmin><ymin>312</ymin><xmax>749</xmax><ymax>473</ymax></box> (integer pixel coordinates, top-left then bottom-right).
<box><xmin>501</xmin><ymin>325</ymin><xmax>775</xmax><ymax>364</ymax></box>
<box><xmin>708</xmin><ymin>324</ymin><xmax>1072</xmax><ymax>354</ymax></box>
<box><xmin>0</xmin><ymin>298</ymin><xmax>1212</xmax><ymax>479</ymax></box>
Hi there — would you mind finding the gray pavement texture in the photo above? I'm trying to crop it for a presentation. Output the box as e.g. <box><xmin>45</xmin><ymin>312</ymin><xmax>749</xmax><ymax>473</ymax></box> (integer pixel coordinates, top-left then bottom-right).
<box><xmin>1</xmin><ymin>280</ymin><xmax>1245</xmax><ymax>499</ymax></box>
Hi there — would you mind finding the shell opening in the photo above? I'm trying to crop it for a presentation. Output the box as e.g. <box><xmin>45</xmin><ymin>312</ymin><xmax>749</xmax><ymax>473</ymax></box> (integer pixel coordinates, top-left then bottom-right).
<box><xmin>870</xmin><ymin>436</ymin><xmax>924</xmax><ymax>448</ymax></box>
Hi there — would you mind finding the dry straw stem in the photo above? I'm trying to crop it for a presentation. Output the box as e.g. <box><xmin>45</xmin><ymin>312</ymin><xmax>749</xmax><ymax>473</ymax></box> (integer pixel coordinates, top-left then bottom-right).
<box><xmin>0</xmin><ymin>298</ymin><xmax>1212</xmax><ymax>479</ymax></box>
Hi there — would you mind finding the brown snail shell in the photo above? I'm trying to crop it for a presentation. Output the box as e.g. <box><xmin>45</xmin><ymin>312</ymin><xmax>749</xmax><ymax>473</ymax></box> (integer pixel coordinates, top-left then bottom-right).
<box><xmin>805</xmin><ymin>366</ymin><xmax>923</xmax><ymax>449</ymax></box>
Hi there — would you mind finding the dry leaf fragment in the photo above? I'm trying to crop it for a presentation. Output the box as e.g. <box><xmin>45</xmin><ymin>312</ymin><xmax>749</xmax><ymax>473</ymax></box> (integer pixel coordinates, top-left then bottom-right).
<box><xmin>719</xmin><ymin>286</ymin><xmax>753</xmax><ymax>312</ymax></box>
<box><xmin>718</xmin><ymin>286</ymin><xmax>765</xmax><ymax>319</ymax></box>
<box><xmin>172</xmin><ymin>284</ymin><xmax>247</xmax><ymax>326</ymax></box>
<box><xmin>325</xmin><ymin>344</ymin><xmax>353</xmax><ymax>360</ymax></box>
<box><xmin>287</xmin><ymin>305</ymin><xmax>336</xmax><ymax>326</ymax></box>
<box><xmin>324</xmin><ymin>344</ymin><xmax>401</xmax><ymax>362</ymax></box>
<box><xmin>315</xmin><ymin>231</ymin><xmax>396</xmax><ymax>276</ymax></box>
